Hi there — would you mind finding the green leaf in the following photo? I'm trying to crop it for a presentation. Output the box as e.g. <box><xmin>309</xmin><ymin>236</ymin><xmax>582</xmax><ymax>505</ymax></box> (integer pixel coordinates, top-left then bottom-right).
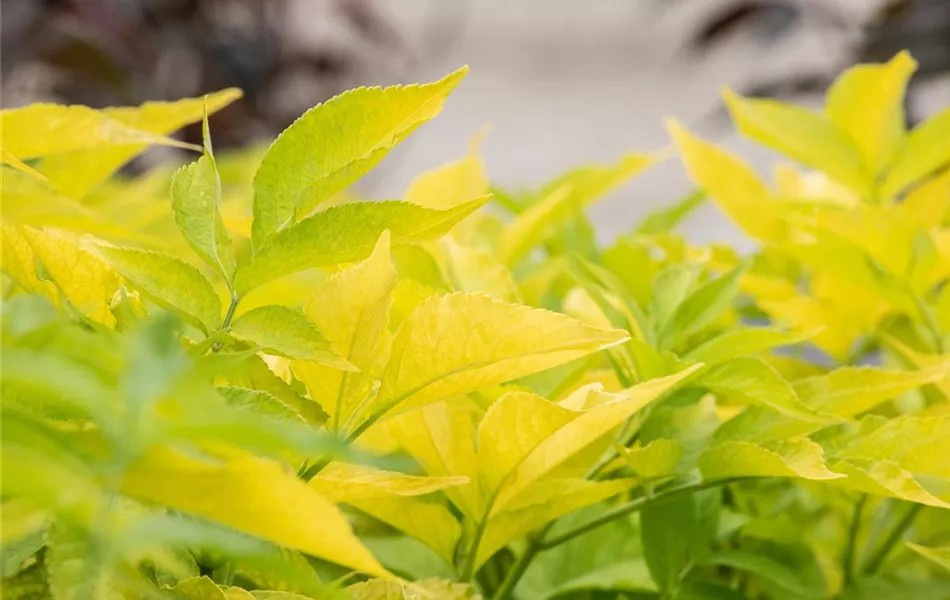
<box><xmin>620</xmin><ymin>439</ymin><xmax>684</xmax><ymax>479</ymax></box>
<box><xmin>251</xmin><ymin>67</ymin><xmax>468</xmax><ymax>246</ymax></box>
<box><xmin>641</xmin><ymin>488</ymin><xmax>720</xmax><ymax>592</ymax></box>
<box><xmin>96</xmin><ymin>245</ymin><xmax>222</xmax><ymax>333</ymax></box>
<box><xmin>700</xmin><ymin>549</ymin><xmax>823</xmax><ymax>598</ymax></box>
<box><xmin>906</xmin><ymin>542</ymin><xmax>950</xmax><ymax>572</ymax></box>
<box><xmin>697</xmin><ymin>357</ymin><xmax>835</xmax><ymax>422</ymax></box>
<box><xmin>698</xmin><ymin>439</ymin><xmax>843</xmax><ymax>480</ymax></box>
<box><xmin>363</xmin><ymin>292</ymin><xmax>630</xmax><ymax>428</ymax></box>
<box><xmin>660</xmin><ymin>264</ymin><xmax>746</xmax><ymax>349</ymax></box>
<box><xmin>636</xmin><ymin>190</ymin><xmax>705</xmax><ymax>235</ymax></box>
<box><xmin>825</xmin><ymin>51</ymin><xmax>917</xmax><ymax>178</ymax></box>
<box><xmin>171</xmin><ymin>109</ymin><xmax>236</xmax><ymax>285</ymax></box>
<box><xmin>235</xmin><ymin>198</ymin><xmax>488</xmax><ymax>294</ymax></box>
<box><xmin>229</xmin><ymin>305</ymin><xmax>354</xmax><ymax>370</ymax></box>
<box><xmin>723</xmin><ymin>89</ymin><xmax>870</xmax><ymax>196</ymax></box>
<box><xmin>684</xmin><ymin>327</ymin><xmax>813</xmax><ymax>366</ymax></box>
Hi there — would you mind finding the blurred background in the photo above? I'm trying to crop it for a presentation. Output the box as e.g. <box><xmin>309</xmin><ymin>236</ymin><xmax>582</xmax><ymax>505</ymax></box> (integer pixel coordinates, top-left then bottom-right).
<box><xmin>2</xmin><ymin>0</ymin><xmax>949</xmax><ymax>243</ymax></box>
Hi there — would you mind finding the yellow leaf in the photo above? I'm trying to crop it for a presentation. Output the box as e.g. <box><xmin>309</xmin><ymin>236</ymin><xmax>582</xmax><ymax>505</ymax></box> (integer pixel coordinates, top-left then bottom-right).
<box><xmin>384</xmin><ymin>403</ymin><xmax>482</xmax><ymax>519</ymax></box>
<box><xmin>121</xmin><ymin>447</ymin><xmax>390</xmax><ymax>578</ymax></box>
<box><xmin>364</xmin><ymin>293</ymin><xmax>629</xmax><ymax>427</ymax></box>
<box><xmin>0</xmin><ymin>148</ymin><xmax>47</xmax><ymax>181</ymax></box>
<box><xmin>405</xmin><ymin>128</ymin><xmax>489</xmax><ymax>209</ymax></box>
<box><xmin>229</xmin><ymin>305</ymin><xmax>354</xmax><ymax>370</ymax></box>
<box><xmin>882</xmin><ymin>106</ymin><xmax>950</xmax><ymax>199</ymax></box>
<box><xmin>724</xmin><ymin>89</ymin><xmax>870</xmax><ymax>196</ymax></box>
<box><xmin>620</xmin><ymin>439</ymin><xmax>683</xmax><ymax>479</ymax></box>
<box><xmin>0</xmin><ymin>223</ymin><xmax>56</xmax><ymax>297</ymax></box>
<box><xmin>20</xmin><ymin>227</ymin><xmax>121</xmax><ymax>326</ymax></box>
<box><xmin>900</xmin><ymin>168</ymin><xmax>950</xmax><ymax>229</ymax></box>
<box><xmin>443</xmin><ymin>237</ymin><xmax>520</xmax><ymax>302</ymax></box>
<box><xmin>476</xmin><ymin>478</ymin><xmax>635</xmax><ymax>568</ymax></box>
<box><xmin>828</xmin><ymin>459</ymin><xmax>948</xmax><ymax>508</ymax></box>
<box><xmin>0</xmin><ymin>104</ymin><xmax>197</xmax><ymax>160</ymax></box>
<box><xmin>499</xmin><ymin>153</ymin><xmax>652</xmax><ymax>265</ymax></box>
<box><xmin>37</xmin><ymin>89</ymin><xmax>242</xmax><ymax>199</ymax></box>
<box><xmin>490</xmin><ymin>367</ymin><xmax>701</xmax><ymax>512</ymax></box>
<box><xmin>251</xmin><ymin>67</ymin><xmax>468</xmax><ymax>246</ymax></box>
<box><xmin>309</xmin><ymin>462</ymin><xmax>467</xmax><ymax>503</ymax></box>
<box><xmin>825</xmin><ymin>51</ymin><xmax>917</xmax><ymax>178</ymax></box>
<box><xmin>348</xmin><ymin>495</ymin><xmax>463</xmax><ymax>564</ymax></box>
<box><xmin>698</xmin><ymin>440</ymin><xmax>843</xmax><ymax>480</ymax></box>
<box><xmin>292</xmin><ymin>232</ymin><xmax>395</xmax><ymax>428</ymax></box>
<box><xmin>906</xmin><ymin>543</ymin><xmax>950</xmax><ymax>572</ymax></box>
<box><xmin>666</xmin><ymin>120</ymin><xmax>784</xmax><ymax>241</ymax></box>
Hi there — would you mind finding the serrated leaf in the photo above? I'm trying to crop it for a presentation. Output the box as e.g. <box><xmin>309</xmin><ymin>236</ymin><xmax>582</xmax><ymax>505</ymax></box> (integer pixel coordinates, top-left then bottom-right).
<box><xmin>121</xmin><ymin>447</ymin><xmax>390</xmax><ymax>578</ymax></box>
<box><xmin>222</xmin><ymin>354</ymin><xmax>327</xmax><ymax>426</ymax></box>
<box><xmin>19</xmin><ymin>227</ymin><xmax>121</xmax><ymax>327</ymax></box>
<box><xmin>404</xmin><ymin>131</ymin><xmax>488</xmax><ymax>209</ymax></box>
<box><xmin>364</xmin><ymin>292</ymin><xmax>629</xmax><ymax>428</ymax></box>
<box><xmin>36</xmin><ymin>89</ymin><xmax>241</xmax><ymax>199</ymax></box>
<box><xmin>292</xmin><ymin>231</ymin><xmax>395</xmax><ymax>427</ymax></box>
<box><xmin>684</xmin><ymin>327</ymin><xmax>813</xmax><ymax>366</ymax></box>
<box><xmin>0</xmin><ymin>104</ymin><xmax>196</xmax><ymax>161</ymax></box>
<box><xmin>96</xmin><ymin>245</ymin><xmax>221</xmax><ymax>333</ymax></box>
<box><xmin>834</xmin><ymin>414</ymin><xmax>950</xmax><ymax>478</ymax></box>
<box><xmin>229</xmin><ymin>305</ymin><xmax>353</xmax><ymax>370</ymax></box>
<box><xmin>251</xmin><ymin>67</ymin><xmax>468</xmax><ymax>246</ymax></box>
<box><xmin>882</xmin><ymin>107</ymin><xmax>950</xmax><ymax>199</ymax></box>
<box><xmin>698</xmin><ymin>357</ymin><xmax>834</xmax><ymax>422</ymax></box>
<box><xmin>698</xmin><ymin>439</ymin><xmax>843</xmax><ymax>480</ymax></box>
<box><xmin>235</xmin><ymin>198</ymin><xmax>488</xmax><ymax>294</ymax></box>
<box><xmin>216</xmin><ymin>386</ymin><xmax>307</xmax><ymax>424</ymax></box>
<box><xmin>825</xmin><ymin>51</ymin><xmax>916</xmax><ymax>178</ymax></box>
<box><xmin>171</xmin><ymin>110</ymin><xmax>235</xmax><ymax>284</ymax></box>
<box><xmin>666</xmin><ymin>120</ymin><xmax>784</xmax><ymax>241</ymax></box>
<box><xmin>723</xmin><ymin>89</ymin><xmax>870</xmax><ymax>196</ymax></box>
<box><xmin>490</xmin><ymin>368</ymin><xmax>701</xmax><ymax>511</ymax></box>
<box><xmin>443</xmin><ymin>238</ymin><xmax>520</xmax><ymax>302</ymax></box>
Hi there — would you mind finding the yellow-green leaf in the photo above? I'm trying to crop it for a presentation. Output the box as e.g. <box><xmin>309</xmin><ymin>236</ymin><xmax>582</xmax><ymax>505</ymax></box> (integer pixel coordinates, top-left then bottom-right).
<box><xmin>477</xmin><ymin>478</ymin><xmax>634</xmax><ymax>568</ymax></box>
<box><xmin>121</xmin><ymin>447</ymin><xmax>390</xmax><ymax>578</ymax></box>
<box><xmin>724</xmin><ymin>89</ymin><xmax>870</xmax><ymax>196</ymax></box>
<box><xmin>229</xmin><ymin>305</ymin><xmax>354</xmax><ymax>370</ymax></box>
<box><xmin>620</xmin><ymin>439</ymin><xmax>683</xmax><ymax>479</ymax></box>
<box><xmin>37</xmin><ymin>89</ymin><xmax>241</xmax><ymax>199</ymax></box>
<box><xmin>499</xmin><ymin>153</ymin><xmax>652</xmax><ymax>265</ymax></box>
<box><xmin>171</xmin><ymin>111</ymin><xmax>235</xmax><ymax>284</ymax></box>
<box><xmin>347</xmin><ymin>495</ymin><xmax>463</xmax><ymax>564</ymax></box>
<box><xmin>309</xmin><ymin>462</ymin><xmax>467</xmax><ymax>503</ymax></box>
<box><xmin>825</xmin><ymin>51</ymin><xmax>917</xmax><ymax>178</ymax></box>
<box><xmin>96</xmin><ymin>245</ymin><xmax>221</xmax><ymax>332</ymax></box>
<box><xmin>698</xmin><ymin>440</ymin><xmax>842</xmax><ymax>481</ymax></box>
<box><xmin>21</xmin><ymin>227</ymin><xmax>121</xmax><ymax>326</ymax></box>
<box><xmin>666</xmin><ymin>120</ymin><xmax>784</xmax><ymax>241</ymax></box>
<box><xmin>685</xmin><ymin>327</ymin><xmax>813</xmax><ymax>366</ymax></box>
<box><xmin>899</xmin><ymin>168</ymin><xmax>950</xmax><ymax>229</ymax></box>
<box><xmin>443</xmin><ymin>237</ymin><xmax>520</xmax><ymax>302</ymax></box>
<box><xmin>235</xmin><ymin>198</ymin><xmax>488</xmax><ymax>294</ymax></box>
<box><xmin>251</xmin><ymin>67</ymin><xmax>468</xmax><ymax>246</ymax></box>
<box><xmin>364</xmin><ymin>293</ymin><xmax>629</xmax><ymax>427</ymax></box>
<box><xmin>0</xmin><ymin>104</ymin><xmax>196</xmax><ymax>160</ymax></box>
<box><xmin>906</xmin><ymin>543</ymin><xmax>950</xmax><ymax>572</ymax></box>
<box><xmin>828</xmin><ymin>459</ymin><xmax>948</xmax><ymax>508</ymax></box>
<box><xmin>0</xmin><ymin>223</ymin><xmax>57</xmax><ymax>298</ymax></box>
<box><xmin>881</xmin><ymin>107</ymin><xmax>950</xmax><ymax>199</ymax></box>
<box><xmin>292</xmin><ymin>231</ymin><xmax>395</xmax><ymax>426</ymax></box>
<box><xmin>404</xmin><ymin>129</ymin><xmax>489</xmax><ymax>209</ymax></box>
<box><xmin>491</xmin><ymin>368</ymin><xmax>702</xmax><ymax>511</ymax></box>
<box><xmin>0</xmin><ymin>148</ymin><xmax>47</xmax><ymax>181</ymax></box>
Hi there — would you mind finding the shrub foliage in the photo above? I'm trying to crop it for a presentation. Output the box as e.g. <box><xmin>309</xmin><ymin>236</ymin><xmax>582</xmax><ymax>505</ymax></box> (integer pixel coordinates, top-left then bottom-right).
<box><xmin>2</xmin><ymin>52</ymin><xmax>949</xmax><ymax>599</ymax></box>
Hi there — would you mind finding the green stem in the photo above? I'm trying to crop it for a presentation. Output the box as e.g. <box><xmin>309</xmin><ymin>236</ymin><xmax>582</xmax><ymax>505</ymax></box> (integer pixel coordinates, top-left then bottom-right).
<box><xmin>221</xmin><ymin>294</ymin><xmax>239</xmax><ymax>330</ymax></box>
<box><xmin>297</xmin><ymin>455</ymin><xmax>334</xmax><ymax>482</ymax></box>
<box><xmin>492</xmin><ymin>478</ymin><xmax>747</xmax><ymax>599</ymax></box>
<box><xmin>843</xmin><ymin>494</ymin><xmax>867</xmax><ymax>585</ymax></box>
<box><xmin>539</xmin><ymin>477</ymin><xmax>745</xmax><ymax>550</ymax></box>
<box><xmin>862</xmin><ymin>503</ymin><xmax>923</xmax><ymax>575</ymax></box>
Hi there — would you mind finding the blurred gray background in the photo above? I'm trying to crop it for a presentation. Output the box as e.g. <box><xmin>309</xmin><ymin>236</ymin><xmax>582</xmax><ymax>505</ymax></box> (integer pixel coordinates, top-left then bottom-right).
<box><xmin>3</xmin><ymin>0</ymin><xmax>949</xmax><ymax>244</ymax></box>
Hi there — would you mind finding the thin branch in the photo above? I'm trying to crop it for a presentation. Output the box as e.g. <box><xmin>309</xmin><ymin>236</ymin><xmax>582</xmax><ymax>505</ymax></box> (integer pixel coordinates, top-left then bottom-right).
<box><xmin>843</xmin><ymin>494</ymin><xmax>867</xmax><ymax>585</ymax></box>
<box><xmin>862</xmin><ymin>503</ymin><xmax>923</xmax><ymax>575</ymax></box>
